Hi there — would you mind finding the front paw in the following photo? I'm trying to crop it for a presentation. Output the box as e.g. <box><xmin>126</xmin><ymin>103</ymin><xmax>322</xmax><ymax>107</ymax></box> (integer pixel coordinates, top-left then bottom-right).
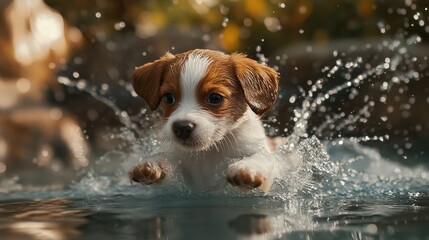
<box><xmin>128</xmin><ymin>162</ymin><xmax>166</xmax><ymax>185</ymax></box>
<box><xmin>227</xmin><ymin>164</ymin><xmax>267</xmax><ymax>191</ymax></box>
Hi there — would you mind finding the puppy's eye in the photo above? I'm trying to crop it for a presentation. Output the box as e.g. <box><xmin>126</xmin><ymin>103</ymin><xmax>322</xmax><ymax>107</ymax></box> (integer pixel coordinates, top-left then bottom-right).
<box><xmin>207</xmin><ymin>93</ymin><xmax>224</xmax><ymax>106</ymax></box>
<box><xmin>163</xmin><ymin>93</ymin><xmax>175</xmax><ymax>105</ymax></box>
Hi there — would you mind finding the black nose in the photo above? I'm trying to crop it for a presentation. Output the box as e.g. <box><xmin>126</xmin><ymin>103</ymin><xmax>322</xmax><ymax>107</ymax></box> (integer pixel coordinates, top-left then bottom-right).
<box><xmin>172</xmin><ymin>121</ymin><xmax>195</xmax><ymax>140</ymax></box>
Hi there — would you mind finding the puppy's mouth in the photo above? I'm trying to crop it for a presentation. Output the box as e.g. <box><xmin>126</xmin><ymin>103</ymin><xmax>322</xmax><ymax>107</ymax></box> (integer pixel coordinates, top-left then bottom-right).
<box><xmin>175</xmin><ymin>138</ymin><xmax>210</xmax><ymax>151</ymax></box>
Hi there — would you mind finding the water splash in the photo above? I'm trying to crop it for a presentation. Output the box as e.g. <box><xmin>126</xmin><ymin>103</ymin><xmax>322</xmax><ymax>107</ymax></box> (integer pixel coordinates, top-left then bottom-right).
<box><xmin>57</xmin><ymin>76</ymin><xmax>134</xmax><ymax>129</ymax></box>
<box><xmin>2</xmin><ymin>0</ymin><xmax>427</xmax><ymax>203</ymax></box>
<box><xmin>51</xmin><ymin>29</ymin><xmax>429</xmax><ymax>201</ymax></box>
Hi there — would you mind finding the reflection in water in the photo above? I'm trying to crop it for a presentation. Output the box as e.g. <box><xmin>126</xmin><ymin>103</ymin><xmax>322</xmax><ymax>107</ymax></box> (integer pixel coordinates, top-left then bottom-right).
<box><xmin>229</xmin><ymin>214</ymin><xmax>274</xmax><ymax>236</ymax></box>
<box><xmin>226</xmin><ymin>198</ymin><xmax>429</xmax><ymax>239</ymax></box>
<box><xmin>134</xmin><ymin>217</ymin><xmax>166</xmax><ymax>240</ymax></box>
<box><xmin>0</xmin><ymin>198</ymin><xmax>88</xmax><ymax>240</ymax></box>
<box><xmin>0</xmin><ymin>196</ymin><xmax>427</xmax><ymax>239</ymax></box>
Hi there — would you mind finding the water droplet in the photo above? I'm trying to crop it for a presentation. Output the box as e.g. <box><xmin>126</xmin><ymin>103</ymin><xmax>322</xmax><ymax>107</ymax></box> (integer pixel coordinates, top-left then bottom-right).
<box><xmin>380</xmin><ymin>82</ymin><xmax>389</xmax><ymax>91</ymax></box>
<box><xmin>405</xmin><ymin>142</ymin><xmax>412</xmax><ymax>149</ymax></box>
<box><xmin>101</xmin><ymin>83</ymin><xmax>109</xmax><ymax>91</ymax></box>
<box><xmin>114</xmin><ymin>21</ymin><xmax>126</xmax><ymax>30</ymax></box>
<box><xmin>243</xmin><ymin>18</ymin><xmax>252</xmax><ymax>27</ymax></box>
<box><xmin>264</xmin><ymin>17</ymin><xmax>282</xmax><ymax>32</ymax></box>
<box><xmin>383</xmin><ymin>63</ymin><xmax>390</xmax><ymax>69</ymax></box>
<box><xmin>221</xmin><ymin>17</ymin><xmax>229</xmax><ymax>27</ymax></box>
<box><xmin>76</xmin><ymin>80</ymin><xmax>87</xmax><ymax>89</ymax></box>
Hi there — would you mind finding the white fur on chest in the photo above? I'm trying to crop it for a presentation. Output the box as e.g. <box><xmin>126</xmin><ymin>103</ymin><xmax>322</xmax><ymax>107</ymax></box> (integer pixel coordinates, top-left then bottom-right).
<box><xmin>162</xmin><ymin>109</ymin><xmax>269</xmax><ymax>191</ymax></box>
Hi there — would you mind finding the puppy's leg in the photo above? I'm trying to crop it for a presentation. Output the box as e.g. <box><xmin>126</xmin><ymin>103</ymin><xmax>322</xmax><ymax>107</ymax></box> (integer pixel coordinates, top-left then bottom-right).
<box><xmin>128</xmin><ymin>153</ymin><xmax>170</xmax><ymax>185</ymax></box>
<box><xmin>227</xmin><ymin>152</ymin><xmax>278</xmax><ymax>192</ymax></box>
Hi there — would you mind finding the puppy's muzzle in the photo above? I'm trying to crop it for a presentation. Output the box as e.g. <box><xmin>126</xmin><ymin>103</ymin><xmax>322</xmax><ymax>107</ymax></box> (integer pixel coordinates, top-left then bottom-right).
<box><xmin>172</xmin><ymin>120</ymin><xmax>195</xmax><ymax>140</ymax></box>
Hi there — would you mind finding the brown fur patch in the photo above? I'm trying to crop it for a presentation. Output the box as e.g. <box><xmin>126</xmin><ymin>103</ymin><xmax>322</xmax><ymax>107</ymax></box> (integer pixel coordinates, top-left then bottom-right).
<box><xmin>133</xmin><ymin>49</ymin><xmax>279</xmax><ymax>121</ymax></box>
<box><xmin>230</xmin><ymin>53</ymin><xmax>279</xmax><ymax>115</ymax></box>
<box><xmin>196</xmin><ymin>52</ymin><xmax>248</xmax><ymax>122</ymax></box>
<box><xmin>158</xmin><ymin>59</ymin><xmax>183</xmax><ymax>118</ymax></box>
<box><xmin>132</xmin><ymin>53</ymin><xmax>176</xmax><ymax>111</ymax></box>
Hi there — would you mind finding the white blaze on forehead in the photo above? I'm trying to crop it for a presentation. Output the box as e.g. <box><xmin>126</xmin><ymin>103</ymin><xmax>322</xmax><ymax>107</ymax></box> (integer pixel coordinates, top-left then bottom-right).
<box><xmin>165</xmin><ymin>52</ymin><xmax>214</xmax><ymax>143</ymax></box>
<box><xmin>180</xmin><ymin>53</ymin><xmax>211</xmax><ymax>106</ymax></box>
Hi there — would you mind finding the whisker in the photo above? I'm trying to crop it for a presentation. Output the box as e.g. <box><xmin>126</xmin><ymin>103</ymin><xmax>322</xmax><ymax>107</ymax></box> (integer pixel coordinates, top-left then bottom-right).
<box><xmin>224</xmin><ymin>134</ymin><xmax>234</xmax><ymax>151</ymax></box>
<box><xmin>227</xmin><ymin>129</ymin><xmax>239</xmax><ymax>148</ymax></box>
<box><xmin>219</xmin><ymin>136</ymin><xmax>228</xmax><ymax>152</ymax></box>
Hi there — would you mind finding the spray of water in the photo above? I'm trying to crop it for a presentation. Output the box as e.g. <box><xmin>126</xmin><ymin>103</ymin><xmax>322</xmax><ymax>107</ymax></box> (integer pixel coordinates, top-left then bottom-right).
<box><xmin>1</xmin><ymin>1</ymin><xmax>427</xmax><ymax>203</ymax></box>
<box><xmin>54</xmin><ymin>32</ymin><xmax>429</xmax><ymax>201</ymax></box>
<box><xmin>0</xmin><ymin>39</ymin><xmax>421</xmax><ymax>202</ymax></box>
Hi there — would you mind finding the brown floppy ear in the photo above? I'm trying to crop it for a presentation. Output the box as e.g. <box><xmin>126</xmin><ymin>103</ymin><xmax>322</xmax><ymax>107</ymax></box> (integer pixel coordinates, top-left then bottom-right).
<box><xmin>231</xmin><ymin>53</ymin><xmax>279</xmax><ymax>115</ymax></box>
<box><xmin>132</xmin><ymin>53</ymin><xmax>175</xmax><ymax>111</ymax></box>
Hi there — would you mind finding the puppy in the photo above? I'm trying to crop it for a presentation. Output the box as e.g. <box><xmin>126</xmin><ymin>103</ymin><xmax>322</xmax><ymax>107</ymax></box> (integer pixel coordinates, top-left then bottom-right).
<box><xmin>128</xmin><ymin>49</ymin><xmax>281</xmax><ymax>192</ymax></box>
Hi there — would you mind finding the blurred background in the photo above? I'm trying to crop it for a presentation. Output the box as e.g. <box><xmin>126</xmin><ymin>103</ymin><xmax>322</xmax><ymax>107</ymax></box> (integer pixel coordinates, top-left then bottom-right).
<box><xmin>0</xmin><ymin>0</ymin><xmax>428</xmax><ymax>185</ymax></box>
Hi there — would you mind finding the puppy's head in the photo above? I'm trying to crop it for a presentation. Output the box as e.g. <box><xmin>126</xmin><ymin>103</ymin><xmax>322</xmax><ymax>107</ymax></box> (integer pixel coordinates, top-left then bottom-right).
<box><xmin>133</xmin><ymin>49</ymin><xmax>279</xmax><ymax>151</ymax></box>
